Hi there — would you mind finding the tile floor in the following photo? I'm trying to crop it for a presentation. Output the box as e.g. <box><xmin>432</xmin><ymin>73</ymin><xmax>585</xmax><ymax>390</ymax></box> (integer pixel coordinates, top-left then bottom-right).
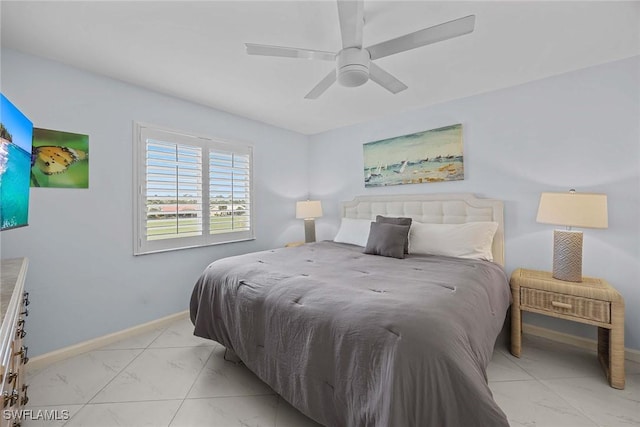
<box><xmin>25</xmin><ymin>316</ymin><xmax>640</xmax><ymax>427</ymax></box>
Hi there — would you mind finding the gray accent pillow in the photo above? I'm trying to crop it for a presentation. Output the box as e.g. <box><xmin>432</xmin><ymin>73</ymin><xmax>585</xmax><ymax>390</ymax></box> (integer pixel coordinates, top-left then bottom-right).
<box><xmin>364</xmin><ymin>222</ymin><xmax>410</xmax><ymax>259</ymax></box>
<box><xmin>376</xmin><ymin>215</ymin><xmax>412</xmax><ymax>253</ymax></box>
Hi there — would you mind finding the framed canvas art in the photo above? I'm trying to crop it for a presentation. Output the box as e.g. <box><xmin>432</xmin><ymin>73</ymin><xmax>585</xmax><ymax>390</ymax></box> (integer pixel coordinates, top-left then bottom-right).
<box><xmin>0</xmin><ymin>94</ymin><xmax>33</xmax><ymax>230</ymax></box>
<box><xmin>31</xmin><ymin>128</ymin><xmax>89</xmax><ymax>188</ymax></box>
<box><xmin>363</xmin><ymin>124</ymin><xmax>463</xmax><ymax>187</ymax></box>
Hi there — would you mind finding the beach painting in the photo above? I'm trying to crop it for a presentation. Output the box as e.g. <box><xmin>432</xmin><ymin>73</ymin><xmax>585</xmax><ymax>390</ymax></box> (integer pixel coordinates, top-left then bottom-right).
<box><xmin>0</xmin><ymin>94</ymin><xmax>33</xmax><ymax>230</ymax></box>
<box><xmin>363</xmin><ymin>124</ymin><xmax>464</xmax><ymax>187</ymax></box>
<box><xmin>31</xmin><ymin>128</ymin><xmax>89</xmax><ymax>188</ymax></box>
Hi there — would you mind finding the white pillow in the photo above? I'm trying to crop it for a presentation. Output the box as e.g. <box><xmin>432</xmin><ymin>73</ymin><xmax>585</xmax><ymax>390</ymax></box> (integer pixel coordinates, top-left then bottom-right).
<box><xmin>408</xmin><ymin>221</ymin><xmax>498</xmax><ymax>261</ymax></box>
<box><xmin>333</xmin><ymin>218</ymin><xmax>372</xmax><ymax>247</ymax></box>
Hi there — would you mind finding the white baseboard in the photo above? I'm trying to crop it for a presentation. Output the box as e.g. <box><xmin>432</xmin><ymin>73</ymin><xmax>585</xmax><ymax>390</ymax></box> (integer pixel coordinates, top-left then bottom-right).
<box><xmin>27</xmin><ymin>315</ymin><xmax>640</xmax><ymax>372</ymax></box>
<box><xmin>27</xmin><ymin>310</ymin><xmax>189</xmax><ymax>372</ymax></box>
<box><xmin>523</xmin><ymin>322</ymin><xmax>640</xmax><ymax>364</ymax></box>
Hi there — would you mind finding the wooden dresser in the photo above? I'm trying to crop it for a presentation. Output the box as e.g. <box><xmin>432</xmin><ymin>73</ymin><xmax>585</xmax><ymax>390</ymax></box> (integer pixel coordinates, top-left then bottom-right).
<box><xmin>0</xmin><ymin>258</ymin><xmax>30</xmax><ymax>426</ymax></box>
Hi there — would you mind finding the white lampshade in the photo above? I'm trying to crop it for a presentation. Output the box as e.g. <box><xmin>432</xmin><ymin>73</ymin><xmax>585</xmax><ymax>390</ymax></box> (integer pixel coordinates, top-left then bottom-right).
<box><xmin>296</xmin><ymin>200</ymin><xmax>323</xmax><ymax>220</ymax></box>
<box><xmin>537</xmin><ymin>191</ymin><xmax>608</xmax><ymax>229</ymax></box>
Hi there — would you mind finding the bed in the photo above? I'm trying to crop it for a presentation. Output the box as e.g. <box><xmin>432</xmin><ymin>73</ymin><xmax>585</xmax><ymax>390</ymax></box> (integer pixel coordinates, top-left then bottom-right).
<box><xmin>190</xmin><ymin>193</ymin><xmax>511</xmax><ymax>426</ymax></box>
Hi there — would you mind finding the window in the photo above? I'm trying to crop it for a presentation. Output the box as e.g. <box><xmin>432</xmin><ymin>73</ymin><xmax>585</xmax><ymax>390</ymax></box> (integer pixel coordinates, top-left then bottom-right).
<box><xmin>133</xmin><ymin>122</ymin><xmax>253</xmax><ymax>254</ymax></box>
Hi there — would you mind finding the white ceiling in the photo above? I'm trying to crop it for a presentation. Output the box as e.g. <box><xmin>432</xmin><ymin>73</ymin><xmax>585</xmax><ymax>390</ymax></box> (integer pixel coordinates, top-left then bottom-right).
<box><xmin>1</xmin><ymin>1</ymin><xmax>639</xmax><ymax>135</ymax></box>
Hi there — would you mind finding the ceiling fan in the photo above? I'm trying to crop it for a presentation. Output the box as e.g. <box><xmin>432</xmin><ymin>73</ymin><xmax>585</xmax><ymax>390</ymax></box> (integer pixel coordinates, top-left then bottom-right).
<box><xmin>245</xmin><ymin>1</ymin><xmax>475</xmax><ymax>99</ymax></box>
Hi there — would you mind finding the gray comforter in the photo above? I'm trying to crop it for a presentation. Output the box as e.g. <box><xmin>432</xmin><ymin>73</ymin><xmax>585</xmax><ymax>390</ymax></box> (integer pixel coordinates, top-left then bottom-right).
<box><xmin>190</xmin><ymin>241</ymin><xmax>511</xmax><ymax>427</ymax></box>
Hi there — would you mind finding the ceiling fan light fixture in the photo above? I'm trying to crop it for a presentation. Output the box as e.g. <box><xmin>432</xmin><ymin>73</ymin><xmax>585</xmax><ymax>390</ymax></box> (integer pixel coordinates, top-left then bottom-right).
<box><xmin>336</xmin><ymin>47</ymin><xmax>370</xmax><ymax>87</ymax></box>
<box><xmin>338</xmin><ymin>64</ymin><xmax>369</xmax><ymax>87</ymax></box>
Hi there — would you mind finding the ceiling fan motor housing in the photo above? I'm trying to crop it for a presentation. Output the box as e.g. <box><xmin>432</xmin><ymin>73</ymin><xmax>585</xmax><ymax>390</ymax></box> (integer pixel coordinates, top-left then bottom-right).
<box><xmin>337</xmin><ymin>47</ymin><xmax>370</xmax><ymax>87</ymax></box>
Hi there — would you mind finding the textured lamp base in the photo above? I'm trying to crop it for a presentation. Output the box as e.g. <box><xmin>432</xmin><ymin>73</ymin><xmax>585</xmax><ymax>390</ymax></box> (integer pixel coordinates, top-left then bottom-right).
<box><xmin>304</xmin><ymin>219</ymin><xmax>316</xmax><ymax>243</ymax></box>
<box><xmin>552</xmin><ymin>230</ymin><xmax>583</xmax><ymax>282</ymax></box>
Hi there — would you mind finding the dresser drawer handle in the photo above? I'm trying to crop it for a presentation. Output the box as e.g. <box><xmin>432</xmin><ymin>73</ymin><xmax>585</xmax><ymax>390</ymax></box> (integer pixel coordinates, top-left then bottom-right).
<box><xmin>15</xmin><ymin>346</ymin><xmax>28</xmax><ymax>365</ymax></box>
<box><xmin>5</xmin><ymin>371</ymin><xmax>16</xmax><ymax>385</ymax></box>
<box><xmin>3</xmin><ymin>390</ymin><xmax>18</xmax><ymax>407</ymax></box>
<box><xmin>551</xmin><ymin>301</ymin><xmax>573</xmax><ymax>309</ymax></box>
<box><xmin>20</xmin><ymin>384</ymin><xmax>28</xmax><ymax>406</ymax></box>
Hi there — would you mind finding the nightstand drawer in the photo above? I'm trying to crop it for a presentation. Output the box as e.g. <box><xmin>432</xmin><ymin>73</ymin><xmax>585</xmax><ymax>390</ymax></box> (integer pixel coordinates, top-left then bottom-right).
<box><xmin>520</xmin><ymin>287</ymin><xmax>611</xmax><ymax>323</ymax></box>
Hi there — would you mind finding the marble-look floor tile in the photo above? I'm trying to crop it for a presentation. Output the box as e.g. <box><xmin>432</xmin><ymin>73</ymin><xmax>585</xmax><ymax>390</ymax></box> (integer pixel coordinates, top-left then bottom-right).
<box><xmin>26</xmin><ymin>349</ymin><xmax>142</xmax><ymax>406</ymax></box>
<box><xmin>275</xmin><ymin>398</ymin><xmax>323</xmax><ymax>427</ymax></box>
<box><xmin>170</xmin><ymin>395</ymin><xmax>278</xmax><ymax>427</ymax></box>
<box><xmin>622</xmin><ymin>358</ymin><xmax>640</xmax><ymax>375</ymax></box>
<box><xmin>91</xmin><ymin>347</ymin><xmax>213</xmax><ymax>403</ymax></box>
<box><xmin>64</xmin><ymin>400</ymin><xmax>182</xmax><ymax>427</ymax></box>
<box><xmin>21</xmin><ymin>317</ymin><xmax>640</xmax><ymax>427</ymax></box>
<box><xmin>149</xmin><ymin>317</ymin><xmax>213</xmax><ymax>348</ymax></box>
<box><xmin>506</xmin><ymin>335</ymin><xmax>606</xmax><ymax>380</ymax></box>
<box><xmin>490</xmin><ymin>380</ymin><xmax>599</xmax><ymax>427</ymax></box>
<box><xmin>188</xmin><ymin>346</ymin><xmax>275</xmax><ymax>398</ymax></box>
<box><xmin>20</xmin><ymin>404</ymin><xmax>83</xmax><ymax>427</ymax></box>
<box><xmin>542</xmin><ymin>374</ymin><xmax>640</xmax><ymax>427</ymax></box>
<box><xmin>493</xmin><ymin>340</ymin><xmax>511</xmax><ymax>355</ymax></box>
<box><xmin>101</xmin><ymin>327</ymin><xmax>166</xmax><ymax>350</ymax></box>
<box><xmin>487</xmin><ymin>350</ymin><xmax>534</xmax><ymax>382</ymax></box>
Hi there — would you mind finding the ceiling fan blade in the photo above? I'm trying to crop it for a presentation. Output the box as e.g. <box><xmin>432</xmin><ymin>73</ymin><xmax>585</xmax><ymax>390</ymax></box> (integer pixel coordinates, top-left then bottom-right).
<box><xmin>337</xmin><ymin>0</ymin><xmax>364</xmax><ymax>48</ymax></box>
<box><xmin>245</xmin><ymin>43</ymin><xmax>335</xmax><ymax>61</ymax></box>
<box><xmin>369</xmin><ymin>63</ymin><xmax>408</xmax><ymax>94</ymax></box>
<box><xmin>305</xmin><ymin>70</ymin><xmax>337</xmax><ymax>99</ymax></box>
<box><xmin>367</xmin><ymin>15</ymin><xmax>476</xmax><ymax>60</ymax></box>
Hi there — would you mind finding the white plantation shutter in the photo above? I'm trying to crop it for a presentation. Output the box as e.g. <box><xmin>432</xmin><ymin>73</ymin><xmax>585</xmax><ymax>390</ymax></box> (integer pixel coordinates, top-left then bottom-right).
<box><xmin>134</xmin><ymin>123</ymin><xmax>254</xmax><ymax>255</ymax></box>
<box><xmin>209</xmin><ymin>150</ymin><xmax>251</xmax><ymax>235</ymax></box>
<box><xmin>146</xmin><ymin>140</ymin><xmax>203</xmax><ymax>240</ymax></box>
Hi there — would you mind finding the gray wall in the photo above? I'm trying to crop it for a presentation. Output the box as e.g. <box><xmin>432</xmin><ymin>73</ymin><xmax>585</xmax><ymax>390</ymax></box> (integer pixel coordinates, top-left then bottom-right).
<box><xmin>308</xmin><ymin>56</ymin><xmax>640</xmax><ymax>351</ymax></box>
<box><xmin>0</xmin><ymin>49</ymin><xmax>310</xmax><ymax>356</ymax></box>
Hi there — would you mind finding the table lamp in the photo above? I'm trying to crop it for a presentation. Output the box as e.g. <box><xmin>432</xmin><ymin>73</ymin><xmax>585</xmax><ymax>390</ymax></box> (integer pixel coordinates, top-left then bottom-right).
<box><xmin>536</xmin><ymin>189</ymin><xmax>608</xmax><ymax>282</ymax></box>
<box><xmin>296</xmin><ymin>200</ymin><xmax>323</xmax><ymax>243</ymax></box>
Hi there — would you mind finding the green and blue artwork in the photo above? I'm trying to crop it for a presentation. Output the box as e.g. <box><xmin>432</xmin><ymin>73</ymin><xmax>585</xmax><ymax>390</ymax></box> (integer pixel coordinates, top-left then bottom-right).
<box><xmin>31</xmin><ymin>128</ymin><xmax>89</xmax><ymax>188</ymax></box>
<box><xmin>363</xmin><ymin>124</ymin><xmax>464</xmax><ymax>187</ymax></box>
<box><xmin>0</xmin><ymin>94</ymin><xmax>33</xmax><ymax>230</ymax></box>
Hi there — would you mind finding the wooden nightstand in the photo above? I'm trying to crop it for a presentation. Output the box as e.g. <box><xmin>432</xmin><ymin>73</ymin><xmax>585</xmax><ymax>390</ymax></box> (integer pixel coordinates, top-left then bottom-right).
<box><xmin>285</xmin><ymin>241</ymin><xmax>305</xmax><ymax>248</ymax></box>
<box><xmin>510</xmin><ymin>268</ymin><xmax>625</xmax><ymax>389</ymax></box>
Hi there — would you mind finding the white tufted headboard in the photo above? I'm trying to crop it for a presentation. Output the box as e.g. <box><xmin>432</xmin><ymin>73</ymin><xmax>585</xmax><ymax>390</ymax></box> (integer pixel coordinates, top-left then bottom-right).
<box><xmin>341</xmin><ymin>193</ymin><xmax>505</xmax><ymax>266</ymax></box>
